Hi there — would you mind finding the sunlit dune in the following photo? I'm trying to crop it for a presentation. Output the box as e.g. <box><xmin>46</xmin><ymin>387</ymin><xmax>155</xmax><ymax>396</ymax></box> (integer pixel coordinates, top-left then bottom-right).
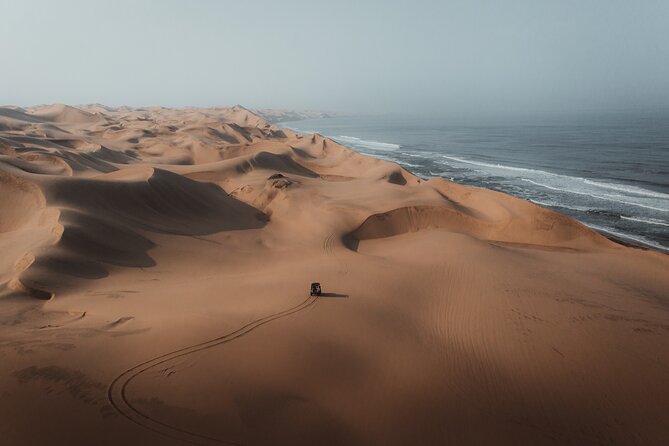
<box><xmin>1</xmin><ymin>104</ymin><xmax>668</xmax><ymax>445</ymax></box>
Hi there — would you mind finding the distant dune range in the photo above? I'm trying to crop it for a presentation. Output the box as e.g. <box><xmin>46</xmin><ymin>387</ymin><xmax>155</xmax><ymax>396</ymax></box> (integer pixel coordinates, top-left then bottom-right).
<box><xmin>0</xmin><ymin>104</ymin><xmax>667</xmax><ymax>445</ymax></box>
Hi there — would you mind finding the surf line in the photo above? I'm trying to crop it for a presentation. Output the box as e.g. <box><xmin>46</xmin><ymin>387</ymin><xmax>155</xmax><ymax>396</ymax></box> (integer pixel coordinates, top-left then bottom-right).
<box><xmin>107</xmin><ymin>293</ymin><xmax>319</xmax><ymax>446</ymax></box>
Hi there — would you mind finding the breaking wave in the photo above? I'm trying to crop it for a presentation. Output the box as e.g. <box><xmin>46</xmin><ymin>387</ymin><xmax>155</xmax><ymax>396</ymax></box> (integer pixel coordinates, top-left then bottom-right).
<box><xmin>434</xmin><ymin>155</ymin><xmax>668</xmax><ymax>213</ymax></box>
<box><xmin>621</xmin><ymin>216</ymin><xmax>669</xmax><ymax>227</ymax></box>
<box><xmin>520</xmin><ymin>179</ymin><xmax>669</xmax><ymax>212</ymax></box>
<box><xmin>333</xmin><ymin>135</ymin><xmax>401</xmax><ymax>151</ymax></box>
<box><xmin>583</xmin><ymin>179</ymin><xmax>669</xmax><ymax>199</ymax></box>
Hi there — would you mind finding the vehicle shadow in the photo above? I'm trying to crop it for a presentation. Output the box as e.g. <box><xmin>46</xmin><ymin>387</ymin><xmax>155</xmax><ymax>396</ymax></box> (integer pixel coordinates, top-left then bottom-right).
<box><xmin>319</xmin><ymin>292</ymin><xmax>349</xmax><ymax>298</ymax></box>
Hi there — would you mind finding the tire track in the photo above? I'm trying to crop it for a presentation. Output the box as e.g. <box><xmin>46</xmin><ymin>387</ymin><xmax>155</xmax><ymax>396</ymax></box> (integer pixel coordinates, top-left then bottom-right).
<box><xmin>323</xmin><ymin>232</ymin><xmax>348</xmax><ymax>275</ymax></box>
<box><xmin>322</xmin><ymin>233</ymin><xmax>334</xmax><ymax>256</ymax></box>
<box><xmin>107</xmin><ymin>294</ymin><xmax>318</xmax><ymax>446</ymax></box>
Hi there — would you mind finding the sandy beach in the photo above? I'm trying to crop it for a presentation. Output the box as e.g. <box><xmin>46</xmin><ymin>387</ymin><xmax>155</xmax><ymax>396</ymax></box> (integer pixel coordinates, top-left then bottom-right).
<box><xmin>1</xmin><ymin>104</ymin><xmax>668</xmax><ymax>445</ymax></box>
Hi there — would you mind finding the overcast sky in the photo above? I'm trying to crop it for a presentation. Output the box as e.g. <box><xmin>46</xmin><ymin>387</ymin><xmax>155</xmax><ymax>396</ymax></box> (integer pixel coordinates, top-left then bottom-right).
<box><xmin>1</xmin><ymin>0</ymin><xmax>668</xmax><ymax>115</ymax></box>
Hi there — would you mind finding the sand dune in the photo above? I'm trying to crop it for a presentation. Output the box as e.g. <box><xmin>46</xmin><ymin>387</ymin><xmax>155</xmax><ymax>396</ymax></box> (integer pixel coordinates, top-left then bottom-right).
<box><xmin>0</xmin><ymin>104</ymin><xmax>667</xmax><ymax>445</ymax></box>
<box><xmin>347</xmin><ymin>181</ymin><xmax>614</xmax><ymax>251</ymax></box>
<box><xmin>28</xmin><ymin>104</ymin><xmax>105</xmax><ymax>124</ymax></box>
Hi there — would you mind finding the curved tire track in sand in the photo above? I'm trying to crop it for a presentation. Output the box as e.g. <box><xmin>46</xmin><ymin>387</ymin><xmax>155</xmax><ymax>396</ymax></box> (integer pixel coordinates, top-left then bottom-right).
<box><xmin>323</xmin><ymin>232</ymin><xmax>349</xmax><ymax>276</ymax></box>
<box><xmin>322</xmin><ymin>233</ymin><xmax>335</xmax><ymax>256</ymax></box>
<box><xmin>108</xmin><ymin>294</ymin><xmax>318</xmax><ymax>446</ymax></box>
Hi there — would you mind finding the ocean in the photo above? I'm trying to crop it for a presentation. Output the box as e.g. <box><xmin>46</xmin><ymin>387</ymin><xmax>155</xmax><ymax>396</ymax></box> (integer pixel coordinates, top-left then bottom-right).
<box><xmin>281</xmin><ymin>112</ymin><xmax>669</xmax><ymax>252</ymax></box>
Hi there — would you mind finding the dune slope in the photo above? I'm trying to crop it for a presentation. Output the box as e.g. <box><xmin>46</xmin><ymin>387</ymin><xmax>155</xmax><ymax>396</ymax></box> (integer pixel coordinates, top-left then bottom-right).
<box><xmin>0</xmin><ymin>105</ymin><xmax>667</xmax><ymax>446</ymax></box>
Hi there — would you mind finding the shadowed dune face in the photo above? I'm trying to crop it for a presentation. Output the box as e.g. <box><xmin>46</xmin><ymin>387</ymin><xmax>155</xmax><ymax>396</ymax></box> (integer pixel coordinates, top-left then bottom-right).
<box><xmin>0</xmin><ymin>172</ymin><xmax>59</xmax><ymax>298</ymax></box>
<box><xmin>0</xmin><ymin>106</ymin><xmax>278</xmax><ymax>299</ymax></box>
<box><xmin>1</xmin><ymin>105</ymin><xmax>668</xmax><ymax>446</ymax></box>
<box><xmin>11</xmin><ymin>169</ymin><xmax>267</xmax><ymax>296</ymax></box>
<box><xmin>46</xmin><ymin>169</ymin><xmax>267</xmax><ymax>235</ymax></box>
<box><xmin>16</xmin><ymin>210</ymin><xmax>157</xmax><ymax>296</ymax></box>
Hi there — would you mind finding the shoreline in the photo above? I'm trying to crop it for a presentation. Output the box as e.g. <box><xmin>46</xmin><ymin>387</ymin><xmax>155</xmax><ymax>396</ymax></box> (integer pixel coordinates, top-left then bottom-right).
<box><xmin>277</xmin><ymin>118</ymin><xmax>669</xmax><ymax>256</ymax></box>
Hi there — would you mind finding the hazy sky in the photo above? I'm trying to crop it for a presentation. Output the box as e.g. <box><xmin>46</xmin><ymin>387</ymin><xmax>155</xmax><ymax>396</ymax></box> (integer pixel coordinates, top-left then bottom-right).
<box><xmin>1</xmin><ymin>0</ymin><xmax>668</xmax><ymax>115</ymax></box>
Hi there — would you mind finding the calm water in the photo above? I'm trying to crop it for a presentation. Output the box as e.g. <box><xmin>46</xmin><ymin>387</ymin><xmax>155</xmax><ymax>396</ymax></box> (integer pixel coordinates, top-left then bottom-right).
<box><xmin>282</xmin><ymin>113</ymin><xmax>669</xmax><ymax>252</ymax></box>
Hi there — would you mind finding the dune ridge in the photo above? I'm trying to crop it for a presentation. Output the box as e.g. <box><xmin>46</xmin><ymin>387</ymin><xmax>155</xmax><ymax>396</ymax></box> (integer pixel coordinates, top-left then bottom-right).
<box><xmin>0</xmin><ymin>104</ymin><xmax>667</xmax><ymax>446</ymax></box>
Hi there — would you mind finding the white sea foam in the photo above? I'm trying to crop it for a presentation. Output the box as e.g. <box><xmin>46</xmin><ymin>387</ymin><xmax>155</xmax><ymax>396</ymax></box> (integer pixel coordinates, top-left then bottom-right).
<box><xmin>521</xmin><ymin>179</ymin><xmax>669</xmax><ymax>212</ymax></box>
<box><xmin>621</xmin><ymin>216</ymin><xmax>669</xmax><ymax>227</ymax></box>
<box><xmin>583</xmin><ymin>179</ymin><xmax>669</xmax><ymax>199</ymax></box>
<box><xmin>404</xmin><ymin>152</ymin><xmax>432</xmax><ymax>158</ymax></box>
<box><xmin>283</xmin><ymin>126</ymin><xmax>313</xmax><ymax>134</ymax></box>
<box><xmin>441</xmin><ymin>155</ymin><xmax>540</xmax><ymax>173</ymax></box>
<box><xmin>440</xmin><ymin>155</ymin><xmax>669</xmax><ymax>208</ymax></box>
<box><xmin>528</xmin><ymin>199</ymin><xmax>594</xmax><ymax>212</ymax></box>
<box><xmin>334</xmin><ymin>135</ymin><xmax>401</xmax><ymax>151</ymax></box>
<box><xmin>528</xmin><ymin>199</ymin><xmax>553</xmax><ymax>207</ymax></box>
